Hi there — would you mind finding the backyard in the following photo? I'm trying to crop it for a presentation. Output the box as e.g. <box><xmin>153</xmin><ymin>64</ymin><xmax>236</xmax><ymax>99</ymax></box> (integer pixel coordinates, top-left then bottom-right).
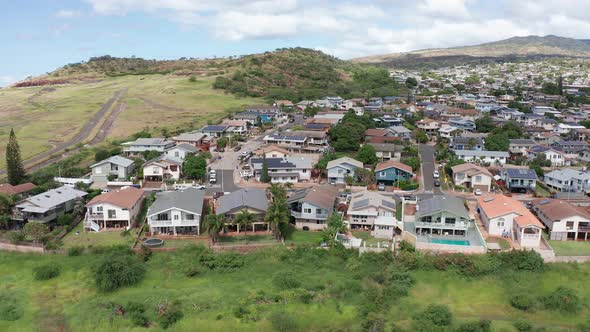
<box><xmin>547</xmin><ymin>238</ymin><xmax>590</xmax><ymax>256</ymax></box>
<box><xmin>62</xmin><ymin>223</ymin><xmax>137</xmax><ymax>249</ymax></box>
<box><xmin>0</xmin><ymin>247</ymin><xmax>590</xmax><ymax>331</ymax></box>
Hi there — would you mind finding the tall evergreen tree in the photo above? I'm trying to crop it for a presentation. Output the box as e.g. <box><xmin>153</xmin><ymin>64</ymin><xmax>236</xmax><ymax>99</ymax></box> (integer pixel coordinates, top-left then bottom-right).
<box><xmin>260</xmin><ymin>155</ymin><xmax>271</xmax><ymax>183</ymax></box>
<box><xmin>6</xmin><ymin>129</ymin><xmax>25</xmax><ymax>185</ymax></box>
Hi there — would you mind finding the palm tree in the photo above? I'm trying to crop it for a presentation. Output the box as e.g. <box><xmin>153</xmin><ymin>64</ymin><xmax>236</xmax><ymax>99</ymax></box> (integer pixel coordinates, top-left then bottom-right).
<box><xmin>204</xmin><ymin>214</ymin><xmax>225</xmax><ymax>244</ymax></box>
<box><xmin>235</xmin><ymin>210</ymin><xmax>255</xmax><ymax>235</ymax></box>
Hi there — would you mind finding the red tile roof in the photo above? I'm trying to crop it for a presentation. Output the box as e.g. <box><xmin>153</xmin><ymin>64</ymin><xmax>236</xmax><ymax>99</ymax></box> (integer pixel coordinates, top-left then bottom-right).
<box><xmin>0</xmin><ymin>182</ymin><xmax>37</xmax><ymax>196</ymax></box>
<box><xmin>477</xmin><ymin>194</ymin><xmax>543</xmax><ymax>228</ymax></box>
<box><xmin>375</xmin><ymin>160</ymin><xmax>413</xmax><ymax>174</ymax></box>
<box><xmin>86</xmin><ymin>187</ymin><xmax>144</xmax><ymax>209</ymax></box>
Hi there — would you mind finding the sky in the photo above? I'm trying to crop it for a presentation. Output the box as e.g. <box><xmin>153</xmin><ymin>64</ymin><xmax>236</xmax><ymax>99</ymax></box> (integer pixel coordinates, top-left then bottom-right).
<box><xmin>1</xmin><ymin>0</ymin><xmax>590</xmax><ymax>86</ymax></box>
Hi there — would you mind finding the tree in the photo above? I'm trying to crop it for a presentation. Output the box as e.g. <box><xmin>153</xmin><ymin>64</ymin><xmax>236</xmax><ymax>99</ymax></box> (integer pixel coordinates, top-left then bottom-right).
<box><xmin>94</xmin><ymin>149</ymin><xmax>110</xmax><ymax>162</ymax></box>
<box><xmin>320</xmin><ymin>213</ymin><xmax>347</xmax><ymax>247</ymax></box>
<box><xmin>23</xmin><ymin>222</ymin><xmax>48</xmax><ymax>244</ymax></box>
<box><xmin>415</xmin><ymin>130</ymin><xmax>428</xmax><ymax>143</ymax></box>
<box><xmin>235</xmin><ymin>210</ymin><xmax>255</xmax><ymax>234</ymax></box>
<box><xmin>93</xmin><ymin>252</ymin><xmax>146</xmax><ymax>292</ymax></box>
<box><xmin>465</xmin><ymin>75</ymin><xmax>480</xmax><ymax>85</ymax></box>
<box><xmin>6</xmin><ymin>129</ymin><xmax>26</xmax><ymax>185</ymax></box>
<box><xmin>266</xmin><ymin>184</ymin><xmax>290</xmax><ymax>241</ymax></box>
<box><xmin>542</xmin><ymin>82</ymin><xmax>560</xmax><ymax>95</ymax></box>
<box><xmin>355</xmin><ymin>168</ymin><xmax>375</xmax><ymax>186</ymax></box>
<box><xmin>183</xmin><ymin>155</ymin><xmax>207</xmax><ymax>180</ymax></box>
<box><xmin>356</xmin><ymin>144</ymin><xmax>377</xmax><ymax>165</ymax></box>
<box><xmin>260</xmin><ymin>155</ymin><xmax>271</xmax><ymax>183</ymax></box>
<box><xmin>217</xmin><ymin>137</ymin><xmax>228</xmax><ymax>150</ymax></box>
<box><xmin>484</xmin><ymin>133</ymin><xmax>509</xmax><ymax>151</ymax></box>
<box><xmin>405</xmin><ymin>77</ymin><xmax>418</xmax><ymax>88</ymax></box>
<box><xmin>475</xmin><ymin>115</ymin><xmax>495</xmax><ymax>133</ymax></box>
<box><xmin>204</xmin><ymin>214</ymin><xmax>225</xmax><ymax>243</ymax></box>
<box><xmin>401</xmin><ymin>156</ymin><xmax>420</xmax><ymax>172</ymax></box>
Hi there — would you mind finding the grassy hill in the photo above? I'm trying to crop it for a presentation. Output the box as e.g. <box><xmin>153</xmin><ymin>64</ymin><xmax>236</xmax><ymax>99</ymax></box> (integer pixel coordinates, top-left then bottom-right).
<box><xmin>353</xmin><ymin>35</ymin><xmax>590</xmax><ymax>68</ymax></box>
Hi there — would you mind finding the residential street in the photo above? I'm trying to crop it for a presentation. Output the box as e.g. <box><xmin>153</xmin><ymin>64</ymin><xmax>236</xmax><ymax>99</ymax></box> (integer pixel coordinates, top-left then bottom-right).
<box><xmin>419</xmin><ymin>144</ymin><xmax>442</xmax><ymax>195</ymax></box>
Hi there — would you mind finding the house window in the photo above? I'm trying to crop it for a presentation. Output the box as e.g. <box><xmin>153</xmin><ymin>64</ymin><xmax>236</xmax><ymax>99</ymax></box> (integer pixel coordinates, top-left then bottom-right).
<box><xmin>175</xmin><ymin>151</ymin><xmax>180</xmax><ymax>157</ymax></box>
<box><xmin>380</xmin><ymin>171</ymin><xmax>386</xmax><ymax>177</ymax></box>
<box><xmin>186</xmin><ymin>214</ymin><xmax>195</xmax><ymax>220</ymax></box>
<box><xmin>108</xmin><ymin>210</ymin><xmax>116</xmax><ymax>219</ymax></box>
<box><xmin>316</xmin><ymin>209</ymin><xmax>322</xmax><ymax>215</ymax></box>
<box><xmin>95</xmin><ymin>168</ymin><xmax>102</xmax><ymax>174</ymax></box>
<box><xmin>302</xmin><ymin>169</ymin><xmax>307</xmax><ymax>173</ymax></box>
<box><xmin>422</xmin><ymin>216</ymin><xmax>432</xmax><ymax>223</ymax></box>
<box><xmin>174</xmin><ymin>215</ymin><xmax>179</xmax><ymax>220</ymax></box>
<box><xmin>445</xmin><ymin>218</ymin><xmax>456</xmax><ymax>225</ymax></box>
<box><xmin>304</xmin><ymin>208</ymin><xmax>312</xmax><ymax>213</ymax></box>
<box><xmin>475</xmin><ymin>175</ymin><xmax>482</xmax><ymax>182</ymax></box>
<box><xmin>96</xmin><ymin>206</ymin><xmax>103</xmax><ymax>212</ymax></box>
<box><xmin>152</xmin><ymin>167</ymin><xmax>160</xmax><ymax>174</ymax></box>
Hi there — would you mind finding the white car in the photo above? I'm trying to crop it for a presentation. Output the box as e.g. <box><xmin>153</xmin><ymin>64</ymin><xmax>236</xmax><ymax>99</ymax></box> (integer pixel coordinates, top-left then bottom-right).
<box><xmin>433</xmin><ymin>170</ymin><xmax>440</xmax><ymax>178</ymax></box>
<box><xmin>474</xmin><ymin>189</ymin><xmax>482</xmax><ymax>196</ymax></box>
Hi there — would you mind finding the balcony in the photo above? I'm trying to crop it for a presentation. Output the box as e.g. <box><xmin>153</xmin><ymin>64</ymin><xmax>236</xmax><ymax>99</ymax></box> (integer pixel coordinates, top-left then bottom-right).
<box><xmin>87</xmin><ymin>213</ymin><xmax>104</xmax><ymax>220</ymax></box>
<box><xmin>415</xmin><ymin>221</ymin><xmax>468</xmax><ymax>230</ymax></box>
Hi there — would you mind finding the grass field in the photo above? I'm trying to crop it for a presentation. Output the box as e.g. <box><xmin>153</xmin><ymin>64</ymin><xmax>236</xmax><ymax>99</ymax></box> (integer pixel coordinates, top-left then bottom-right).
<box><xmin>0</xmin><ymin>74</ymin><xmax>261</xmax><ymax>169</ymax></box>
<box><xmin>62</xmin><ymin>223</ymin><xmax>137</xmax><ymax>249</ymax></box>
<box><xmin>0</xmin><ymin>248</ymin><xmax>589</xmax><ymax>332</ymax></box>
<box><xmin>548</xmin><ymin>239</ymin><xmax>590</xmax><ymax>256</ymax></box>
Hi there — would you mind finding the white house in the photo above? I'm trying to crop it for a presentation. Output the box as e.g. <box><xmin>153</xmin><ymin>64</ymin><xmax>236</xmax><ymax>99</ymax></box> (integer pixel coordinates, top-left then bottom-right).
<box><xmin>346</xmin><ymin>191</ymin><xmax>399</xmax><ymax>239</ymax></box>
<box><xmin>532</xmin><ymin>198</ymin><xmax>590</xmax><ymax>241</ymax></box>
<box><xmin>326</xmin><ymin>157</ymin><xmax>363</xmax><ymax>185</ymax></box>
<box><xmin>453</xmin><ymin>150</ymin><xmax>509</xmax><ymax>165</ymax></box>
<box><xmin>288</xmin><ymin>185</ymin><xmax>338</xmax><ymax>230</ymax></box>
<box><xmin>528</xmin><ymin>146</ymin><xmax>565</xmax><ymax>167</ymax></box>
<box><xmin>147</xmin><ymin>188</ymin><xmax>205</xmax><ymax>235</ymax></box>
<box><xmin>90</xmin><ymin>155</ymin><xmax>135</xmax><ymax>186</ymax></box>
<box><xmin>477</xmin><ymin>194</ymin><xmax>543</xmax><ymax>248</ymax></box>
<box><xmin>121</xmin><ymin>138</ymin><xmax>175</xmax><ymax>156</ymax></box>
<box><xmin>84</xmin><ymin>187</ymin><xmax>145</xmax><ymax>232</ymax></box>
<box><xmin>164</xmin><ymin>143</ymin><xmax>199</xmax><ymax>161</ymax></box>
<box><xmin>250</xmin><ymin>156</ymin><xmax>312</xmax><ymax>183</ymax></box>
<box><xmin>450</xmin><ymin>163</ymin><xmax>493</xmax><ymax>192</ymax></box>
<box><xmin>544</xmin><ymin>168</ymin><xmax>590</xmax><ymax>193</ymax></box>
<box><xmin>143</xmin><ymin>155</ymin><xmax>183</xmax><ymax>182</ymax></box>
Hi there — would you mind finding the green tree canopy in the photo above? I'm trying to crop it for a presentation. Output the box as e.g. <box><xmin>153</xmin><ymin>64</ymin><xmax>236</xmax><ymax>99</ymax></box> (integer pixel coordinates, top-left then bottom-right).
<box><xmin>183</xmin><ymin>155</ymin><xmax>207</xmax><ymax>180</ymax></box>
<box><xmin>6</xmin><ymin>129</ymin><xmax>26</xmax><ymax>185</ymax></box>
<box><xmin>356</xmin><ymin>144</ymin><xmax>377</xmax><ymax>165</ymax></box>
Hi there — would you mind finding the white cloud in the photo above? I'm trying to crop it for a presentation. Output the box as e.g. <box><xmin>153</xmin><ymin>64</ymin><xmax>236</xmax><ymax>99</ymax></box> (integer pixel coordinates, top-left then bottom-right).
<box><xmin>0</xmin><ymin>76</ymin><xmax>17</xmax><ymax>87</ymax></box>
<box><xmin>56</xmin><ymin>9</ymin><xmax>82</xmax><ymax>18</ymax></box>
<box><xmin>84</xmin><ymin>0</ymin><xmax>590</xmax><ymax>59</ymax></box>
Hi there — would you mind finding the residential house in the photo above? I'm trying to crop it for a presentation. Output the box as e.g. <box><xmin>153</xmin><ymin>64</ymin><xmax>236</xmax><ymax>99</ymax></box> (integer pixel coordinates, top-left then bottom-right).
<box><xmin>143</xmin><ymin>155</ymin><xmax>183</xmax><ymax>182</ymax></box>
<box><xmin>369</xmin><ymin>143</ymin><xmax>403</xmax><ymax>161</ymax></box>
<box><xmin>250</xmin><ymin>156</ymin><xmax>313</xmax><ymax>183</ymax></box>
<box><xmin>263</xmin><ymin>134</ymin><xmax>307</xmax><ymax>150</ymax></box>
<box><xmin>288</xmin><ymin>130</ymin><xmax>329</xmax><ymax>147</ymax></box>
<box><xmin>364</xmin><ymin>128</ymin><xmax>391</xmax><ymax>140</ymax></box>
<box><xmin>451</xmin><ymin>163</ymin><xmax>493</xmax><ymax>192</ymax></box>
<box><xmin>200</xmin><ymin>125</ymin><xmax>229</xmax><ymax>137</ymax></box>
<box><xmin>288</xmin><ymin>185</ymin><xmax>338</xmax><ymax>230</ymax></box>
<box><xmin>453</xmin><ymin>150</ymin><xmax>509</xmax><ymax>165</ymax></box>
<box><xmin>416</xmin><ymin>118</ymin><xmax>440</xmax><ymax>135</ymax></box>
<box><xmin>477</xmin><ymin>195</ymin><xmax>543</xmax><ymax>248</ymax></box>
<box><xmin>528</xmin><ymin>145</ymin><xmax>565</xmax><ymax>167</ymax></box>
<box><xmin>121</xmin><ymin>138</ymin><xmax>175</xmax><ymax>157</ymax></box>
<box><xmin>552</xmin><ymin>140</ymin><xmax>589</xmax><ymax>154</ymax></box>
<box><xmin>412</xmin><ymin>194</ymin><xmax>472</xmax><ymax>239</ymax></box>
<box><xmin>147</xmin><ymin>188</ymin><xmax>205</xmax><ymax>235</ymax></box>
<box><xmin>0</xmin><ymin>182</ymin><xmax>37</xmax><ymax>197</ymax></box>
<box><xmin>450</xmin><ymin>136</ymin><xmax>485</xmax><ymax>151</ymax></box>
<box><xmin>304</xmin><ymin>123</ymin><xmax>331</xmax><ymax>132</ymax></box>
<box><xmin>326</xmin><ymin>157</ymin><xmax>363</xmax><ymax>185</ymax></box>
<box><xmin>164</xmin><ymin>143</ymin><xmax>199</xmax><ymax>161</ymax></box>
<box><xmin>172</xmin><ymin>132</ymin><xmax>211</xmax><ymax>152</ymax></box>
<box><xmin>375</xmin><ymin>160</ymin><xmax>413</xmax><ymax>186</ymax></box>
<box><xmin>509</xmin><ymin>139</ymin><xmax>536</xmax><ymax>158</ymax></box>
<box><xmin>544</xmin><ymin>168</ymin><xmax>590</xmax><ymax>193</ymax></box>
<box><xmin>84</xmin><ymin>187</ymin><xmax>144</xmax><ymax>232</ymax></box>
<box><xmin>90</xmin><ymin>155</ymin><xmax>135</xmax><ymax>186</ymax></box>
<box><xmin>346</xmin><ymin>191</ymin><xmax>399</xmax><ymax>239</ymax></box>
<box><xmin>501</xmin><ymin>167</ymin><xmax>538</xmax><ymax>192</ymax></box>
<box><xmin>448</xmin><ymin>118</ymin><xmax>476</xmax><ymax>131</ymax></box>
<box><xmin>222</xmin><ymin>119</ymin><xmax>250</xmax><ymax>135</ymax></box>
<box><xmin>256</xmin><ymin>145</ymin><xmax>290</xmax><ymax>158</ymax></box>
<box><xmin>532</xmin><ymin>198</ymin><xmax>590</xmax><ymax>241</ymax></box>
<box><xmin>14</xmin><ymin>186</ymin><xmax>87</xmax><ymax>224</ymax></box>
<box><xmin>554</xmin><ymin>122</ymin><xmax>586</xmax><ymax>135</ymax></box>
<box><xmin>216</xmin><ymin>188</ymin><xmax>269</xmax><ymax>232</ymax></box>
<box><xmin>389</xmin><ymin>126</ymin><xmax>412</xmax><ymax>141</ymax></box>
<box><xmin>532</xmin><ymin>132</ymin><xmax>562</xmax><ymax>145</ymax></box>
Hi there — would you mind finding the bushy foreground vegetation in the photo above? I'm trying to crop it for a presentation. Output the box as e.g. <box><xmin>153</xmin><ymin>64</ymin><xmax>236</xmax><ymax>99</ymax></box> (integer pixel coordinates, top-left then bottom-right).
<box><xmin>0</xmin><ymin>244</ymin><xmax>590</xmax><ymax>331</ymax></box>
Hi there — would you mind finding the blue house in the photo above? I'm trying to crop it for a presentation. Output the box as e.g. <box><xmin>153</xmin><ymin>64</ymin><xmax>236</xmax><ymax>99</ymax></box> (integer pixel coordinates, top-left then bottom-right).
<box><xmin>375</xmin><ymin>160</ymin><xmax>413</xmax><ymax>186</ymax></box>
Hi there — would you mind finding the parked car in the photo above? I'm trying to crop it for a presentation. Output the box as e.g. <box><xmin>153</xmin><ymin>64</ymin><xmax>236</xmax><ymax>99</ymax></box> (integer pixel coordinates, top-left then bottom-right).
<box><xmin>474</xmin><ymin>188</ymin><xmax>482</xmax><ymax>196</ymax></box>
<box><xmin>378</xmin><ymin>183</ymin><xmax>386</xmax><ymax>191</ymax></box>
<box><xmin>234</xmin><ymin>145</ymin><xmax>242</xmax><ymax>152</ymax></box>
<box><xmin>433</xmin><ymin>170</ymin><xmax>440</xmax><ymax>178</ymax></box>
<box><xmin>434</xmin><ymin>180</ymin><xmax>441</xmax><ymax>187</ymax></box>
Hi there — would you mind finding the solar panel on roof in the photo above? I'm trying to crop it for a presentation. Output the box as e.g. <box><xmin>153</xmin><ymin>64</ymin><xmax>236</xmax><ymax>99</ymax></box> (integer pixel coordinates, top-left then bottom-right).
<box><xmin>352</xmin><ymin>199</ymin><xmax>369</xmax><ymax>209</ymax></box>
<box><xmin>382</xmin><ymin>200</ymin><xmax>396</xmax><ymax>209</ymax></box>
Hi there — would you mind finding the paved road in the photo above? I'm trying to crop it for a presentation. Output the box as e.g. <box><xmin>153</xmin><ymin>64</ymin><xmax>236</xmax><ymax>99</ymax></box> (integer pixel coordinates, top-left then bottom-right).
<box><xmin>205</xmin><ymin>169</ymin><xmax>239</xmax><ymax>195</ymax></box>
<box><xmin>419</xmin><ymin>144</ymin><xmax>442</xmax><ymax>196</ymax></box>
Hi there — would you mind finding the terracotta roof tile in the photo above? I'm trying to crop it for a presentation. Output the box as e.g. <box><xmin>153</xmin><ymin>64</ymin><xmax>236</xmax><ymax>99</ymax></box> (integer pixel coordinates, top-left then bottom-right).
<box><xmin>86</xmin><ymin>187</ymin><xmax>144</xmax><ymax>210</ymax></box>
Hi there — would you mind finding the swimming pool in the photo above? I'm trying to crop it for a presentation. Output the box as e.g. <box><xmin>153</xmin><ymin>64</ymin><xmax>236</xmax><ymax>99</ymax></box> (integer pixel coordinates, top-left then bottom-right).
<box><xmin>430</xmin><ymin>238</ymin><xmax>470</xmax><ymax>246</ymax></box>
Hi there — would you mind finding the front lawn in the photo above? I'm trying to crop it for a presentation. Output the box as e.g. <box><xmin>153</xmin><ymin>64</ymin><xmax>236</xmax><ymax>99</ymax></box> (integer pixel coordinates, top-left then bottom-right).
<box><xmin>62</xmin><ymin>223</ymin><xmax>137</xmax><ymax>249</ymax></box>
<box><xmin>285</xmin><ymin>230</ymin><xmax>323</xmax><ymax>246</ymax></box>
<box><xmin>547</xmin><ymin>239</ymin><xmax>590</xmax><ymax>256</ymax></box>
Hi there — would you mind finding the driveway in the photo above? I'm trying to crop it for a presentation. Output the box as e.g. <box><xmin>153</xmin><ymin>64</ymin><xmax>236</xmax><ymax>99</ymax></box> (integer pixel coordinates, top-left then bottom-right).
<box><xmin>419</xmin><ymin>144</ymin><xmax>442</xmax><ymax>195</ymax></box>
<box><xmin>206</xmin><ymin>169</ymin><xmax>240</xmax><ymax>195</ymax></box>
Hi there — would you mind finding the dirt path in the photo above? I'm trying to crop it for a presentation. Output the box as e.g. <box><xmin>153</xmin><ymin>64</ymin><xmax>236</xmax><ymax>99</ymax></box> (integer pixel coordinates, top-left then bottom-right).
<box><xmin>139</xmin><ymin>96</ymin><xmax>187</xmax><ymax>112</ymax></box>
<box><xmin>0</xmin><ymin>88</ymin><xmax>127</xmax><ymax>175</ymax></box>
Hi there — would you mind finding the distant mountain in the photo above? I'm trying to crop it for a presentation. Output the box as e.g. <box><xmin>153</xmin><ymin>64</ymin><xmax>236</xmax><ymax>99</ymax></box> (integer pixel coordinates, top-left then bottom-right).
<box><xmin>353</xmin><ymin>35</ymin><xmax>590</xmax><ymax>68</ymax></box>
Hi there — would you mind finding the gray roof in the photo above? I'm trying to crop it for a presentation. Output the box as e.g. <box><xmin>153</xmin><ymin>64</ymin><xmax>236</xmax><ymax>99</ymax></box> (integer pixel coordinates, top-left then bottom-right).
<box><xmin>389</xmin><ymin>126</ymin><xmax>412</xmax><ymax>134</ymax></box>
<box><xmin>509</xmin><ymin>139</ymin><xmax>535</xmax><ymax>145</ymax></box>
<box><xmin>201</xmin><ymin>125</ymin><xmax>229</xmax><ymax>132</ymax></box>
<box><xmin>453</xmin><ymin>150</ymin><xmax>509</xmax><ymax>157</ymax></box>
<box><xmin>216</xmin><ymin>188</ymin><xmax>268</xmax><ymax>214</ymax></box>
<box><xmin>16</xmin><ymin>185</ymin><xmax>87</xmax><ymax>213</ymax></box>
<box><xmin>173</xmin><ymin>132</ymin><xmax>206</xmax><ymax>142</ymax></box>
<box><xmin>504</xmin><ymin>167</ymin><xmax>538</xmax><ymax>180</ymax></box>
<box><xmin>368</xmin><ymin>143</ymin><xmax>403</xmax><ymax>152</ymax></box>
<box><xmin>545</xmin><ymin>168</ymin><xmax>590</xmax><ymax>181</ymax></box>
<box><xmin>144</xmin><ymin>154</ymin><xmax>183</xmax><ymax>166</ymax></box>
<box><xmin>327</xmin><ymin>157</ymin><xmax>363</xmax><ymax>170</ymax></box>
<box><xmin>453</xmin><ymin>136</ymin><xmax>484</xmax><ymax>145</ymax></box>
<box><xmin>122</xmin><ymin>138</ymin><xmax>174</xmax><ymax>146</ymax></box>
<box><xmin>147</xmin><ymin>188</ymin><xmax>205</xmax><ymax>216</ymax></box>
<box><xmin>91</xmin><ymin>155</ymin><xmax>134</xmax><ymax>168</ymax></box>
<box><xmin>168</xmin><ymin>143</ymin><xmax>199</xmax><ymax>153</ymax></box>
<box><xmin>251</xmin><ymin>157</ymin><xmax>312</xmax><ymax>170</ymax></box>
<box><xmin>416</xmin><ymin>194</ymin><xmax>469</xmax><ymax>220</ymax></box>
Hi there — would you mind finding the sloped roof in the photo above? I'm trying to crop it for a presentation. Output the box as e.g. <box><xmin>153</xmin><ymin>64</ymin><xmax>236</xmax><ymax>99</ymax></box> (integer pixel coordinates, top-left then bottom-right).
<box><xmin>144</xmin><ymin>154</ymin><xmax>183</xmax><ymax>167</ymax></box>
<box><xmin>478</xmin><ymin>195</ymin><xmax>543</xmax><ymax>228</ymax></box>
<box><xmin>173</xmin><ymin>132</ymin><xmax>206</xmax><ymax>142</ymax></box>
<box><xmin>451</xmin><ymin>163</ymin><xmax>492</xmax><ymax>177</ymax></box>
<box><xmin>91</xmin><ymin>155</ymin><xmax>134</xmax><ymax>168</ymax></box>
<box><xmin>16</xmin><ymin>186</ymin><xmax>87</xmax><ymax>213</ymax></box>
<box><xmin>0</xmin><ymin>182</ymin><xmax>37</xmax><ymax>196</ymax></box>
<box><xmin>364</xmin><ymin>128</ymin><xmax>389</xmax><ymax>137</ymax></box>
<box><xmin>375</xmin><ymin>160</ymin><xmax>412</xmax><ymax>174</ymax></box>
<box><xmin>327</xmin><ymin>157</ymin><xmax>363</xmax><ymax>170</ymax></box>
<box><xmin>504</xmin><ymin>167</ymin><xmax>538</xmax><ymax>180</ymax></box>
<box><xmin>147</xmin><ymin>188</ymin><xmax>205</xmax><ymax>216</ymax></box>
<box><xmin>368</xmin><ymin>143</ymin><xmax>403</xmax><ymax>152</ymax></box>
<box><xmin>168</xmin><ymin>143</ymin><xmax>199</xmax><ymax>153</ymax></box>
<box><xmin>216</xmin><ymin>188</ymin><xmax>268</xmax><ymax>214</ymax></box>
<box><xmin>289</xmin><ymin>185</ymin><xmax>338</xmax><ymax>210</ymax></box>
<box><xmin>87</xmin><ymin>187</ymin><xmax>144</xmax><ymax>209</ymax></box>
<box><xmin>348</xmin><ymin>191</ymin><xmax>397</xmax><ymax>212</ymax></box>
<box><xmin>416</xmin><ymin>194</ymin><xmax>469</xmax><ymax>220</ymax></box>
<box><xmin>122</xmin><ymin>138</ymin><xmax>173</xmax><ymax>146</ymax></box>
<box><xmin>532</xmin><ymin>198</ymin><xmax>590</xmax><ymax>221</ymax></box>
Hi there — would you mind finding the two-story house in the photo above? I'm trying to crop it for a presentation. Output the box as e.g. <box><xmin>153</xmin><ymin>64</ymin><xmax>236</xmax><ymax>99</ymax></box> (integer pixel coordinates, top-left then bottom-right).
<box><xmin>172</xmin><ymin>132</ymin><xmax>211</xmax><ymax>152</ymax></box>
<box><xmin>375</xmin><ymin>160</ymin><xmax>413</xmax><ymax>186</ymax></box>
<box><xmin>450</xmin><ymin>136</ymin><xmax>485</xmax><ymax>151</ymax></box>
<box><xmin>14</xmin><ymin>186</ymin><xmax>87</xmax><ymax>224</ymax></box>
<box><xmin>164</xmin><ymin>143</ymin><xmax>199</xmax><ymax>161</ymax></box>
<box><xmin>412</xmin><ymin>194</ymin><xmax>472</xmax><ymax>240</ymax></box>
<box><xmin>326</xmin><ymin>157</ymin><xmax>363</xmax><ymax>185</ymax></box>
<box><xmin>216</xmin><ymin>188</ymin><xmax>269</xmax><ymax>232</ymax></box>
<box><xmin>544</xmin><ymin>168</ymin><xmax>590</xmax><ymax>193</ymax></box>
<box><xmin>532</xmin><ymin>198</ymin><xmax>590</xmax><ymax>241</ymax></box>
<box><xmin>346</xmin><ymin>191</ymin><xmax>399</xmax><ymax>239</ymax></box>
<box><xmin>288</xmin><ymin>185</ymin><xmax>338</xmax><ymax>230</ymax></box>
<box><xmin>84</xmin><ymin>187</ymin><xmax>145</xmax><ymax>232</ymax></box>
<box><xmin>453</xmin><ymin>150</ymin><xmax>509</xmax><ymax>165</ymax></box>
<box><xmin>528</xmin><ymin>145</ymin><xmax>565</xmax><ymax>167</ymax></box>
<box><xmin>250</xmin><ymin>157</ymin><xmax>312</xmax><ymax>183</ymax></box>
<box><xmin>147</xmin><ymin>188</ymin><xmax>205</xmax><ymax>235</ymax></box>
<box><xmin>142</xmin><ymin>155</ymin><xmax>183</xmax><ymax>182</ymax></box>
<box><xmin>501</xmin><ymin>167</ymin><xmax>538</xmax><ymax>192</ymax></box>
<box><xmin>451</xmin><ymin>163</ymin><xmax>493</xmax><ymax>192</ymax></box>
<box><xmin>369</xmin><ymin>143</ymin><xmax>403</xmax><ymax>161</ymax></box>
<box><xmin>388</xmin><ymin>126</ymin><xmax>412</xmax><ymax>141</ymax></box>
<box><xmin>508</xmin><ymin>139</ymin><xmax>536</xmax><ymax>158</ymax></box>
<box><xmin>90</xmin><ymin>155</ymin><xmax>135</xmax><ymax>186</ymax></box>
<box><xmin>121</xmin><ymin>138</ymin><xmax>175</xmax><ymax>157</ymax></box>
<box><xmin>477</xmin><ymin>194</ymin><xmax>543</xmax><ymax>248</ymax></box>
<box><xmin>200</xmin><ymin>125</ymin><xmax>229</xmax><ymax>137</ymax></box>
<box><xmin>416</xmin><ymin>118</ymin><xmax>440</xmax><ymax>135</ymax></box>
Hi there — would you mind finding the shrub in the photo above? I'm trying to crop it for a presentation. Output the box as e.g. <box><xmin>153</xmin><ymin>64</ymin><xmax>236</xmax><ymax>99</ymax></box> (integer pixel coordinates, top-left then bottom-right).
<box><xmin>233</xmin><ymin>305</ymin><xmax>250</xmax><ymax>319</ymax></box>
<box><xmin>513</xmin><ymin>319</ymin><xmax>533</xmax><ymax>331</ymax></box>
<box><xmin>539</xmin><ymin>286</ymin><xmax>581</xmax><ymax>313</ymax></box>
<box><xmin>414</xmin><ymin>304</ymin><xmax>453</xmax><ymax>327</ymax></box>
<box><xmin>200</xmin><ymin>251</ymin><xmax>244</xmax><ymax>272</ymax></box>
<box><xmin>273</xmin><ymin>271</ymin><xmax>301</xmax><ymax>290</ymax></box>
<box><xmin>510</xmin><ymin>293</ymin><xmax>536</xmax><ymax>311</ymax></box>
<box><xmin>93</xmin><ymin>252</ymin><xmax>146</xmax><ymax>292</ymax></box>
<box><xmin>456</xmin><ymin>319</ymin><xmax>492</xmax><ymax>332</ymax></box>
<box><xmin>33</xmin><ymin>264</ymin><xmax>61</xmax><ymax>281</ymax></box>
<box><xmin>127</xmin><ymin>302</ymin><xmax>149</xmax><ymax>327</ymax></box>
<box><xmin>184</xmin><ymin>267</ymin><xmax>200</xmax><ymax>278</ymax></box>
<box><xmin>360</xmin><ymin>311</ymin><xmax>385</xmax><ymax>332</ymax></box>
<box><xmin>269</xmin><ymin>311</ymin><xmax>297</xmax><ymax>332</ymax></box>
<box><xmin>498</xmin><ymin>250</ymin><xmax>544</xmax><ymax>272</ymax></box>
<box><xmin>7</xmin><ymin>230</ymin><xmax>25</xmax><ymax>244</ymax></box>
<box><xmin>159</xmin><ymin>303</ymin><xmax>184</xmax><ymax>329</ymax></box>
<box><xmin>67</xmin><ymin>245</ymin><xmax>84</xmax><ymax>256</ymax></box>
<box><xmin>398</xmin><ymin>240</ymin><xmax>416</xmax><ymax>252</ymax></box>
<box><xmin>0</xmin><ymin>290</ymin><xmax>23</xmax><ymax>321</ymax></box>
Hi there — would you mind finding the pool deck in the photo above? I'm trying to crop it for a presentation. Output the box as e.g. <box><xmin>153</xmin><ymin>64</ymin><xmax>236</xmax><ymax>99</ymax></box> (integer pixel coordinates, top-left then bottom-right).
<box><xmin>405</xmin><ymin>221</ymin><xmax>487</xmax><ymax>253</ymax></box>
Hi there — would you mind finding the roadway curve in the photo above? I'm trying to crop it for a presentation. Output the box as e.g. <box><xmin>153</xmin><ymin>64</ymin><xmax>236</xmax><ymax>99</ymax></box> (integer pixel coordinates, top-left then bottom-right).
<box><xmin>0</xmin><ymin>88</ymin><xmax>128</xmax><ymax>175</ymax></box>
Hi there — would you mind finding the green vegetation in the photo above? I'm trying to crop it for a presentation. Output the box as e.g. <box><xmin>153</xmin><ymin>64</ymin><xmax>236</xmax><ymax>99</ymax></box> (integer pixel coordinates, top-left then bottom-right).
<box><xmin>32</xmin><ymin>263</ymin><xmax>61</xmax><ymax>281</ymax></box>
<box><xmin>547</xmin><ymin>237</ymin><xmax>590</xmax><ymax>256</ymax></box>
<box><xmin>5</xmin><ymin>129</ymin><xmax>25</xmax><ymax>185</ymax></box>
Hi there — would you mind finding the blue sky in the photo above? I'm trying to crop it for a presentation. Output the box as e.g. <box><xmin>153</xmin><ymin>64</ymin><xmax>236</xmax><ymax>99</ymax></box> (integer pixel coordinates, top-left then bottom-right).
<box><xmin>1</xmin><ymin>0</ymin><xmax>588</xmax><ymax>86</ymax></box>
